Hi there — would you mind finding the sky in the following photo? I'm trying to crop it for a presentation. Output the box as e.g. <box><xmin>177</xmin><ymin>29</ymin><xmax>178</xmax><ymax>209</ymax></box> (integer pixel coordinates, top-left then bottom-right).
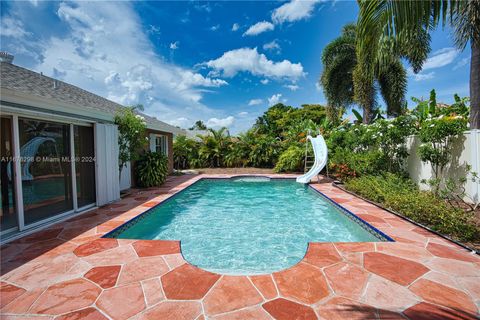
<box><xmin>0</xmin><ymin>0</ymin><xmax>472</xmax><ymax>133</ymax></box>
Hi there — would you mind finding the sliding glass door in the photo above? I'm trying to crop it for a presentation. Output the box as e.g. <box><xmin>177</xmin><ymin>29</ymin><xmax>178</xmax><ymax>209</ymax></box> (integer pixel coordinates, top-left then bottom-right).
<box><xmin>19</xmin><ymin>118</ymin><xmax>73</xmax><ymax>225</ymax></box>
<box><xmin>0</xmin><ymin>117</ymin><xmax>18</xmax><ymax>231</ymax></box>
<box><xmin>0</xmin><ymin>114</ymin><xmax>97</xmax><ymax>236</ymax></box>
<box><xmin>74</xmin><ymin>125</ymin><xmax>96</xmax><ymax>208</ymax></box>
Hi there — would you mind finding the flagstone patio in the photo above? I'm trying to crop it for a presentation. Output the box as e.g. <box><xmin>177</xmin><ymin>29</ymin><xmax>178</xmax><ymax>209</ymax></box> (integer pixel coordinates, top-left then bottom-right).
<box><xmin>1</xmin><ymin>174</ymin><xmax>479</xmax><ymax>320</ymax></box>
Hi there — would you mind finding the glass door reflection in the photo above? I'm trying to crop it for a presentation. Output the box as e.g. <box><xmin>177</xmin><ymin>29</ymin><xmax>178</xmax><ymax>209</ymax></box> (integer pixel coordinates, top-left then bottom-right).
<box><xmin>19</xmin><ymin>118</ymin><xmax>73</xmax><ymax>225</ymax></box>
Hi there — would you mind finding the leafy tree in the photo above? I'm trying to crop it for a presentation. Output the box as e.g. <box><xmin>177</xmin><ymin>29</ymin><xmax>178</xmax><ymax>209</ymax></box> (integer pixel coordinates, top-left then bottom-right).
<box><xmin>114</xmin><ymin>107</ymin><xmax>147</xmax><ymax>175</ymax></box>
<box><xmin>320</xmin><ymin>23</ymin><xmax>412</xmax><ymax>122</ymax></box>
<box><xmin>355</xmin><ymin>0</ymin><xmax>480</xmax><ymax>129</ymax></box>
<box><xmin>189</xmin><ymin>120</ymin><xmax>208</xmax><ymax>130</ymax></box>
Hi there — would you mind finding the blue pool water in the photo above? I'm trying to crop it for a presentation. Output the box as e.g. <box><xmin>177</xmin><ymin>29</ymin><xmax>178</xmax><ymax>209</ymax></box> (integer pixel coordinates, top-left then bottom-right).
<box><xmin>107</xmin><ymin>178</ymin><xmax>387</xmax><ymax>274</ymax></box>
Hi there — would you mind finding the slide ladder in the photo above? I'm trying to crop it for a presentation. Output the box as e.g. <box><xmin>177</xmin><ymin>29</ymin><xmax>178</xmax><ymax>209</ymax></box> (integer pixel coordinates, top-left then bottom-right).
<box><xmin>296</xmin><ymin>135</ymin><xmax>328</xmax><ymax>184</ymax></box>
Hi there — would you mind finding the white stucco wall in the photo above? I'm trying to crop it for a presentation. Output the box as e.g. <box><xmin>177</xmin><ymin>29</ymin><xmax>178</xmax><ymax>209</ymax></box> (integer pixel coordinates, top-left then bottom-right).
<box><xmin>406</xmin><ymin>129</ymin><xmax>480</xmax><ymax>204</ymax></box>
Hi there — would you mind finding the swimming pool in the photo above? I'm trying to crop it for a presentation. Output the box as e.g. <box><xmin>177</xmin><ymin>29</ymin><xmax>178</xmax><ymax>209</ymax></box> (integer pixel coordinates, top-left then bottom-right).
<box><xmin>105</xmin><ymin>178</ymin><xmax>392</xmax><ymax>274</ymax></box>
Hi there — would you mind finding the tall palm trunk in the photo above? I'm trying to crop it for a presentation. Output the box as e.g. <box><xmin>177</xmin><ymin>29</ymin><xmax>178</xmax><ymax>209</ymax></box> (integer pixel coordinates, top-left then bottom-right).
<box><xmin>470</xmin><ymin>38</ymin><xmax>480</xmax><ymax>129</ymax></box>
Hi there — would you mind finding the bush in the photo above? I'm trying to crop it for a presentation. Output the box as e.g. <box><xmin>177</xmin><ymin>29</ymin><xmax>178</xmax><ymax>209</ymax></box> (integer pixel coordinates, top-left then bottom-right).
<box><xmin>329</xmin><ymin>148</ymin><xmax>388</xmax><ymax>179</ymax></box>
<box><xmin>345</xmin><ymin>173</ymin><xmax>479</xmax><ymax>242</ymax></box>
<box><xmin>274</xmin><ymin>145</ymin><xmax>304</xmax><ymax>173</ymax></box>
<box><xmin>136</xmin><ymin>151</ymin><xmax>168</xmax><ymax>187</ymax></box>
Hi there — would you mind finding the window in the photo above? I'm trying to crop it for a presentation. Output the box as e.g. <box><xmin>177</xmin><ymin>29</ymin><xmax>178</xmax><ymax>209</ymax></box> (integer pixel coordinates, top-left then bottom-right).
<box><xmin>151</xmin><ymin>134</ymin><xmax>168</xmax><ymax>155</ymax></box>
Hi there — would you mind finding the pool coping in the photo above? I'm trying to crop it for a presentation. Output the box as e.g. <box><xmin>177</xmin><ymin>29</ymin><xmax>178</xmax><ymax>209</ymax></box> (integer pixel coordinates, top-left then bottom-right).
<box><xmin>102</xmin><ymin>175</ymin><xmax>394</xmax><ymax>243</ymax></box>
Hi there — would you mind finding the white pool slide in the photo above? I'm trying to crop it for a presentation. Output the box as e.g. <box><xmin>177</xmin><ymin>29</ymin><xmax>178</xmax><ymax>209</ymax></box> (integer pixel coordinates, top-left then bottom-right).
<box><xmin>296</xmin><ymin>135</ymin><xmax>328</xmax><ymax>184</ymax></box>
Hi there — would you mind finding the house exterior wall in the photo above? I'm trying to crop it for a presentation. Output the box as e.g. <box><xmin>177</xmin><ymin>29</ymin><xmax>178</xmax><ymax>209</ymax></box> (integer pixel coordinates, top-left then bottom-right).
<box><xmin>406</xmin><ymin>129</ymin><xmax>480</xmax><ymax>204</ymax></box>
<box><xmin>130</xmin><ymin>129</ymin><xmax>174</xmax><ymax>188</ymax></box>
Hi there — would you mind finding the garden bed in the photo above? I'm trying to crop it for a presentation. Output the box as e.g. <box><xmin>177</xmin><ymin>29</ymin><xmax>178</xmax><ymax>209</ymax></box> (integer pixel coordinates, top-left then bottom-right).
<box><xmin>334</xmin><ymin>178</ymin><xmax>480</xmax><ymax>253</ymax></box>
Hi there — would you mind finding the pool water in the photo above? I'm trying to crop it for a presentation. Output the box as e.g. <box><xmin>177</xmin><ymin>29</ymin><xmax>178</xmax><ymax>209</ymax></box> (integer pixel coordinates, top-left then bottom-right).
<box><xmin>107</xmin><ymin>178</ymin><xmax>386</xmax><ymax>274</ymax></box>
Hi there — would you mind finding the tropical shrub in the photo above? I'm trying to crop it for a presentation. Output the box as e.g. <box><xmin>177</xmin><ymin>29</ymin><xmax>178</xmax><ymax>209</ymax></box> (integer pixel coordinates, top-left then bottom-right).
<box><xmin>136</xmin><ymin>151</ymin><xmax>168</xmax><ymax>187</ymax></box>
<box><xmin>114</xmin><ymin>107</ymin><xmax>147</xmax><ymax>174</ymax></box>
<box><xmin>173</xmin><ymin>135</ymin><xmax>200</xmax><ymax>170</ymax></box>
<box><xmin>345</xmin><ymin>174</ymin><xmax>479</xmax><ymax>242</ymax></box>
<box><xmin>329</xmin><ymin>148</ymin><xmax>388</xmax><ymax>179</ymax></box>
<box><xmin>274</xmin><ymin>145</ymin><xmax>304</xmax><ymax>173</ymax></box>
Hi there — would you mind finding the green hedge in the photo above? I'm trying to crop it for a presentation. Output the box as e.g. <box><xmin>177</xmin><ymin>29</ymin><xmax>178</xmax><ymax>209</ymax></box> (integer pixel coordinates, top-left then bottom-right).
<box><xmin>345</xmin><ymin>173</ymin><xmax>479</xmax><ymax>242</ymax></box>
<box><xmin>274</xmin><ymin>145</ymin><xmax>304</xmax><ymax>173</ymax></box>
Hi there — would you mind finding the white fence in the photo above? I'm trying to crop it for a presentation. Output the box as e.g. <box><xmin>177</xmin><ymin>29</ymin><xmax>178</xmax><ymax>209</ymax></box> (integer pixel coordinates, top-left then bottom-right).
<box><xmin>406</xmin><ymin>129</ymin><xmax>480</xmax><ymax>204</ymax></box>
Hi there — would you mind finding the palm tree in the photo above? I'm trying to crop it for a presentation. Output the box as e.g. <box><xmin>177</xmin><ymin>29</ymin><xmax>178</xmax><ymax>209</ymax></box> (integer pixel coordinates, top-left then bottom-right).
<box><xmin>320</xmin><ymin>23</ymin><xmax>419</xmax><ymax>122</ymax></box>
<box><xmin>198</xmin><ymin>127</ymin><xmax>230</xmax><ymax>167</ymax></box>
<box><xmin>356</xmin><ymin>0</ymin><xmax>480</xmax><ymax>129</ymax></box>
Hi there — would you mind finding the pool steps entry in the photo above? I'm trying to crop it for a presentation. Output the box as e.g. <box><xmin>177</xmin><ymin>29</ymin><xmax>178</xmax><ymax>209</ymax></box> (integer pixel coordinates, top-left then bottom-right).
<box><xmin>296</xmin><ymin>135</ymin><xmax>328</xmax><ymax>184</ymax></box>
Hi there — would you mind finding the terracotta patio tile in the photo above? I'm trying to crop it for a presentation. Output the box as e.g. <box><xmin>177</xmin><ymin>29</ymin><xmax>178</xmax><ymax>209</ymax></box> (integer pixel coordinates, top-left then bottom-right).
<box><xmin>4</xmin><ymin>253</ymin><xmax>79</xmax><ymax>290</ymax></box>
<box><xmin>409</xmin><ymin>279</ymin><xmax>478</xmax><ymax>314</ymax></box>
<box><xmin>21</xmin><ymin>239</ymin><xmax>67</xmax><ymax>260</ymax></box>
<box><xmin>96</xmin><ymin>282</ymin><xmax>146</xmax><ymax>320</ymax></box>
<box><xmin>363</xmin><ymin>275</ymin><xmax>419</xmax><ymax>311</ymax></box>
<box><xmin>340</xmin><ymin>252</ymin><xmax>363</xmax><ymax>266</ymax></box>
<box><xmin>161</xmin><ymin>264</ymin><xmax>220</xmax><ymax>300</ymax></box>
<box><xmin>377</xmin><ymin>309</ymin><xmax>408</xmax><ymax>319</ymax></box>
<box><xmin>139</xmin><ymin>301</ymin><xmax>202</xmax><ymax>320</ymax></box>
<box><xmin>364</xmin><ymin>252</ymin><xmax>429</xmax><ymax>286</ymax></box>
<box><xmin>421</xmin><ymin>271</ymin><xmax>460</xmax><ymax>290</ymax></box>
<box><xmin>30</xmin><ymin>278</ymin><xmax>101</xmax><ymax>315</ymax></box>
<box><xmin>376</xmin><ymin>242</ymin><xmax>433</xmax><ymax>262</ymax></box>
<box><xmin>84</xmin><ymin>265</ymin><xmax>121</xmax><ymax>289</ymax></box>
<box><xmin>315</xmin><ymin>296</ymin><xmax>377</xmax><ymax>320</ymax></box>
<box><xmin>212</xmin><ymin>306</ymin><xmax>271</xmax><ymax>320</ymax></box>
<box><xmin>55</xmin><ymin>307</ymin><xmax>108</xmax><ymax>320</ymax></box>
<box><xmin>334</xmin><ymin>242</ymin><xmax>374</xmax><ymax>253</ymax></box>
<box><xmin>262</xmin><ymin>298</ymin><xmax>317</xmax><ymax>320</ymax></box>
<box><xmin>132</xmin><ymin>240</ymin><xmax>180</xmax><ymax>257</ymax></box>
<box><xmin>249</xmin><ymin>275</ymin><xmax>277</xmax><ymax>300</ymax></box>
<box><xmin>303</xmin><ymin>243</ymin><xmax>342</xmax><ymax>268</ymax></box>
<box><xmin>16</xmin><ymin>227</ymin><xmax>63</xmax><ymax>244</ymax></box>
<box><xmin>426</xmin><ymin>243</ymin><xmax>479</xmax><ymax>263</ymax></box>
<box><xmin>73</xmin><ymin>238</ymin><xmax>118</xmax><ymax>257</ymax></box>
<box><xmin>162</xmin><ymin>253</ymin><xmax>186</xmax><ymax>269</ymax></box>
<box><xmin>118</xmin><ymin>256</ymin><xmax>169</xmax><ymax>285</ymax></box>
<box><xmin>141</xmin><ymin>277</ymin><xmax>165</xmax><ymax>306</ymax></box>
<box><xmin>457</xmin><ymin>277</ymin><xmax>480</xmax><ymax>301</ymax></box>
<box><xmin>142</xmin><ymin>201</ymin><xmax>161</xmax><ymax>207</ymax></box>
<box><xmin>1</xmin><ymin>287</ymin><xmax>44</xmax><ymax>313</ymax></box>
<box><xmin>427</xmin><ymin>258</ymin><xmax>480</xmax><ymax>277</ymax></box>
<box><xmin>403</xmin><ymin>302</ymin><xmax>478</xmax><ymax>320</ymax></box>
<box><xmin>0</xmin><ymin>282</ymin><xmax>26</xmax><ymax>308</ymax></box>
<box><xmin>324</xmin><ymin>262</ymin><xmax>369</xmax><ymax>299</ymax></box>
<box><xmin>273</xmin><ymin>262</ymin><xmax>330</xmax><ymax>304</ymax></box>
<box><xmin>356</xmin><ymin>214</ymin><xmax>386</xmax><ymax>223</ymax></box>
<box><xmin>203</xmin><ymin>276</ymin><xmax>263</xmax><ymax>316</ymax></box>
<box><xmin>1</xmin><ymin>316</ymin><xmax>54</xmax><ymax>320</ymax></box>
<box><xmin>81</xmin><ymin>243</ymin><xmax>138</xmax><ymax>266</ymax></box>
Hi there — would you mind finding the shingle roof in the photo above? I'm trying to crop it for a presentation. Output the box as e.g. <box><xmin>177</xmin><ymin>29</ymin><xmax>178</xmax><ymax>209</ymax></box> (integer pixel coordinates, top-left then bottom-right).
<box><xmin>0</xmin><ymin>62</ymin><xmax>183</xmax><ymax>135</ymax></box>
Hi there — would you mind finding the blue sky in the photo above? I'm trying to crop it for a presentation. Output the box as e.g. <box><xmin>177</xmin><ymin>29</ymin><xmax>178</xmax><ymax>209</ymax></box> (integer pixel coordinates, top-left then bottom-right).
<box><xmin>0</xmin><ymin>1</ymin><xmax>471</xmax><ymax>133</ymax></box>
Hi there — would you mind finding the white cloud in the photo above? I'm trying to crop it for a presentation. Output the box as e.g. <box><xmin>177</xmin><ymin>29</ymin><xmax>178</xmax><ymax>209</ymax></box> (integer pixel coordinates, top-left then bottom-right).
<box><xmin>206</xmin><ymin>116</ymin><xmax>235</xmax><ymax>128</ymax></box>
<box><xmin>248</xmin><ymin>99</ymin><xmax>263</xmax><ymax>106</ymax></box>
<box><xmin>413</xmin><ymin>72</ymin><xmax>435</xmax><ymax>81</ymax></box>
<box><xmin>423</xmin><ymin>47</ymin><xmax>459</xmax><ymax>70</ymax></box>
<box><xmin>243</xmin><ymin>21</ymin><xmax>274</xmax><ymax>36</ymax></box>
<box><xmin>238</xmin><ymin>111</ymin><xmax>248</xmax><ymax>116</ymax></box>
<box><xmin>2</xmin><ymin>1</ymin><xmax>230</xmax><ymax>130</ymax></box>
<box><xmin>210</xmin><ymin>24</ymin><xmax>220</xmax><ymax>31</ymax></box>
<box><xmin>170</xmin><ymin>41</ymin><xmax>179</xmax><ymax>50</ymax></box>
<box><xmin>272</xmin><ymin>0</ymin><xmax>321</xmax><ymax>24</ymax></box>
<box><xmin>0</xmin><ymin>16</ymin><xmax>31</xmax><ymax>38</ymax></box>
<box><xmin>203</xmin><ymin>47</ymin><xmax>304</xmax><ymax>80</ymax></box>
<box><xmin>268</xmin><ymin>93</ymin><xmax>283</xmax><ymax>106</ymax></box>
<box><xmin>232</xmin><ymin>23</ymin><xmax>239</xmax><ymax>31</ymax></box>
<box><xmin>315</xmin><ymin>82</ymin><xmax>322</xmax><ymax>91</ymax></box>
<box><xmin>260</xmin><ymin>79</ymin><xmax>270</xmax><ymax>85</ymax></box>
<box><xmin>284</xmin><ymin>84</ymin><xmax>299</xmax><ymax>91</ymax></box>
<box><xmin>263</xmin><ymin>40</ymin><xmax>281</xmax><ymax>53</ymax></box>
<box><xmin>453</xmin><ymin>57</ymin><xmax>469</xmax><ymax>70</ymax></box>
